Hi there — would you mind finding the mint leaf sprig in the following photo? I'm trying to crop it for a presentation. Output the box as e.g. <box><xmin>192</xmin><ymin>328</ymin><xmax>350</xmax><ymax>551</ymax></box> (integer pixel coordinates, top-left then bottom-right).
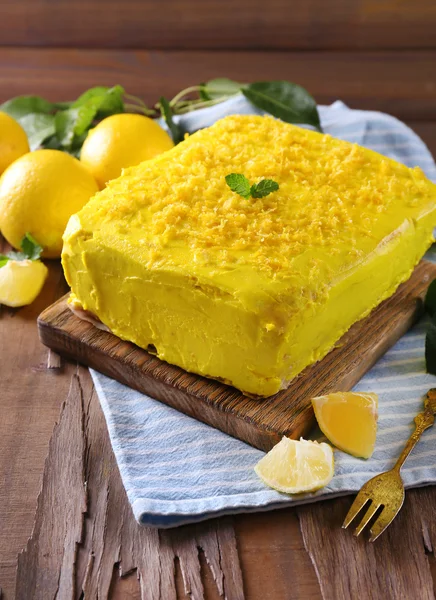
<box><xmin>0</xmin><ymin>233</ymin><xmax>43</xmax><ymax>268</ymax></box>
<box><xmin>225</xmin><ymin>173</ymin><xmax>279</xmax><ymax>200</ymax></box>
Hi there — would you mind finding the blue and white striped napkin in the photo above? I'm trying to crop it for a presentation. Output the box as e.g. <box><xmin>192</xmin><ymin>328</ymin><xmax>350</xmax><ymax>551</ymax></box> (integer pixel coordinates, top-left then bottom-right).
<box><xmin>91</xmin><ymin>98</ymin><xmax>436</xmax><ymax>528</ymax></box>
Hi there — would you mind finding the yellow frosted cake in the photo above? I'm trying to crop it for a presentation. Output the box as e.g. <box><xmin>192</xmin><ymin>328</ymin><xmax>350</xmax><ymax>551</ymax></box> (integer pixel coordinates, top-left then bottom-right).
<box><xmin>62</xmin><ymin>115</ymin><xmax>436</xmax><ymax>396</ymax></box>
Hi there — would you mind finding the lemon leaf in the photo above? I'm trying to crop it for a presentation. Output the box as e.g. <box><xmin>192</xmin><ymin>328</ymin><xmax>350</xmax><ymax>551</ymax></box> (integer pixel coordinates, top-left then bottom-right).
<box><xmin>424</xmin><ymin>278</ymin><xmax>436</xmax><ymax>316</ymax></box>
<box><xmin>0</xmin><ymin>255</ymin><xmax>9</xmax><ymax>268</ymax></box>
<box><xmin>425</xmin><ymin>319</ymin><xmax>436</xmax><ymax>375</ymax></box>
<box><xmin>0</xmin><ymin>95</ymin><xmax>55</xmax><ymax>119</ymax></box>
<box><xmin>19</xmin><ymin>113</ymin><xmax>56</xmax><ymax>151</ymax></box>
<box><xmin>242</xmin><ymin>81</ymin><xmax>322</xmax><ymax>132</ymax></box>
<box><xmin>55</xmin><ymin>86</ymin><xmax>126</xmax><ymax>149</ymax></box>
<box><xmin>73</xmin><ymin>85</ymin><xmax>125</xmax><ymax>117</ymax></box>
<box><xmin>159</xmin><ymin>97</ymin><xmax>185</xmax><ymax>145</ymax></box>
<box><xmin>199</xmin><ymin>78</ymin><xmax>243</xmax><ymax>101</ymax></box>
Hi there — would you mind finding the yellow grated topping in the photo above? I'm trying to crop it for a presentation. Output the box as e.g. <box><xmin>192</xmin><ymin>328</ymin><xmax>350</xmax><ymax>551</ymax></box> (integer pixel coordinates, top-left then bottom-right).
<box><xmin>77</xmin><ymin>115</ymin><xmax>434</xmax><ymax>276</ymax></box>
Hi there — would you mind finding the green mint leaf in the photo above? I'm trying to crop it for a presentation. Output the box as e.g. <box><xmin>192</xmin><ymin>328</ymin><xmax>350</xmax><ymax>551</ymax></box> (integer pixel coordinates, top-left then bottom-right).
<box><xmin>242</xmin><ymin>81</ymin><xmax>322</xmax><ymax>132</ymax></box>
<box><xmin>426</xmin><ymin>317</ymin><xmax>436</xmax><ymax>375</ymax></box>
<box><xmin>251</xmin><ymin>179</ymin><xmax>279</xmax><ymax>198</ymax></box>
<box><xmin>3</xmin><ymin>233</ymin><xmax>43</xmax><ymax>262</ymax></box>
<box><xmin>200</xmin><ymin>78</ymin><xmax>243</xmax><ymax>101</ymax></box>
<box><xmin>0</xmin><ymin>95</ymin><xmax>55</xmax><ymax>120</ymax></box>
<box><xmin>225</xmin><ymin>173</ymin><xmax>252</xmax><ymax>199</ymax></box>
<box><xmin>159</xmin><ymin>97</ymin><xmax>185</xmax><ymax>145</ymax></box>
<box><xmin>20</xmin><ymin>233</ymin><xmax>43</xmax><ymax>260</ymax></box>
<box><xmin>424</xmin><ymin>279</ymin><xmax>436</xmax><ymax>316</ymax></box>
<box><xmin>19</xmin><ymin>113</ymin><xmax>56</xmax><ymax>150</ymax></box>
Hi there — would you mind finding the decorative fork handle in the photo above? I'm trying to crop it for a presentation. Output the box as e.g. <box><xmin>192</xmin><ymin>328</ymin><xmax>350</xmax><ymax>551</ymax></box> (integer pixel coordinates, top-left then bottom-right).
<box><xmin>393</xmin><ymin>390</ymin><xmax>436</xmax><ymax>473</ymax></box>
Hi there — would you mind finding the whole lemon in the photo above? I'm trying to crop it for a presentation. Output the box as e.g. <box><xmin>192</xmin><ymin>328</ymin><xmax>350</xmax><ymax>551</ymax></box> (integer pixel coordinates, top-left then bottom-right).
<box><xmin>80</xmin><ymin>113</ymin><xmax>174</xmax><ymax>188</ymax></box>
<box><xmin>0</xmin><ymin>149</ymin><xmax>99</xmax><ymax>258</ymax></box>
<box><xmin>0</xmin><ymin>112</ymin><xmax>30</xmax><ymax>175</ymax></box>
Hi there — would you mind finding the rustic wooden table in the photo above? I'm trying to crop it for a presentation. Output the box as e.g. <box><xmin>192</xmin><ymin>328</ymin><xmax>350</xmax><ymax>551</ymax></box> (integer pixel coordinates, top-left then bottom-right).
<box><xmin>1</xmin><ymin>48</ymin><xmax>436</xmax><ymax>600</ymax></box>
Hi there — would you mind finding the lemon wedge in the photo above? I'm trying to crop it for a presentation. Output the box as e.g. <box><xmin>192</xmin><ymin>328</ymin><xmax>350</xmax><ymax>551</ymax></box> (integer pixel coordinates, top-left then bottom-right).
<box><xmin>0</xmin><ymin>259</ymin><xmax>48</xmax><ymax>307</ymax></box>
<box><xmin>312</xmin><ymin>392</ymin><xmax>378</xmax><ymax>459</ymax></box>
<box><xmin>254</xmin><ymin>437</ymin><xmax>334</xmax><ymax>494</ymax></box>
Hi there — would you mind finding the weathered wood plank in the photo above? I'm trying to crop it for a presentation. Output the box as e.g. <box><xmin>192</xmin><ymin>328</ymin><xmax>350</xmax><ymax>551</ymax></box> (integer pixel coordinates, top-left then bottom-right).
<box><xmin>0</xmin><ymin>253</ymin><xmax>73</xmax><ymax>600</ymax></box>
<box><xmin>1</xmin><ymin>49</ymin><xmax>436</xmax><ymax>122</ymax></box>
<box><xmin>234</xmin><ymin>510</ymin><xmax>322</xmax><ymax>599</ymax></box>
<box><xmin>15</xmin><ymin>374</ymin><xmax>87</xmax><ymax>600</ymax></box>
<box><xmin>13</xmin><ymin>366</ymin><xmax>245</xmax><ymax>600</ymax></box>
<box><xmin>38</xmin><ymin>261</ymin><xmax>435</xmax><ymax>452</ymax></box>
<box><xmin>297</xmin><ymin>488</ymin><xmax>436</xmax><ymax>599</ymax></box>
<box><xmin>1</xmin><ymin>0</ymin><xmax>436</xmax><ymax>50</ymax></box>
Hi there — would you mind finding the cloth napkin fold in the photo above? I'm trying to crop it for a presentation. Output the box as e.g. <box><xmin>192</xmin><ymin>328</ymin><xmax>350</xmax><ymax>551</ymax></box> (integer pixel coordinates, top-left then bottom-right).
<box><xmin>91</xmin><ymin>97</ymin><xmax>436</xmax><ymax>528</ymax></box>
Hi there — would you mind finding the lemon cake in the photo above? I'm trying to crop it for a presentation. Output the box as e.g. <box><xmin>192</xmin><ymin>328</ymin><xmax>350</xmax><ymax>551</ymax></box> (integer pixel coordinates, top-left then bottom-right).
<box><xmin>62</xmin><ymin>115</ymin><xmax>436</xmax><ymax>397</ymax></box>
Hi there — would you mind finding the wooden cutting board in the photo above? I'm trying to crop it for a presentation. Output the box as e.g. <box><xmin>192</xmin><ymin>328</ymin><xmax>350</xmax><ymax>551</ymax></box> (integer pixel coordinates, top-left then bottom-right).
<box><xmin>38</xmin><ymin>260</ymin><xmax>435</xmax><ymax>452</ymax></box>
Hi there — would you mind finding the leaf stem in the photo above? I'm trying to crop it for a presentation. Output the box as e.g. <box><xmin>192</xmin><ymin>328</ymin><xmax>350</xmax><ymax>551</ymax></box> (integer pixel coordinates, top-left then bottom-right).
<box><xmin>173</xmin><ymin>96</ymin><xmax>231</xmax><ymax>114</ymax></box>
<box><xmin>124</xmin><ymin>102</ymin><xmax>155</xmax><ymax>116</ymax></box>
<box><xmin>169</xmin><ymin>86</ymin><xmax>203</xmax><ymax>107</ymax></box>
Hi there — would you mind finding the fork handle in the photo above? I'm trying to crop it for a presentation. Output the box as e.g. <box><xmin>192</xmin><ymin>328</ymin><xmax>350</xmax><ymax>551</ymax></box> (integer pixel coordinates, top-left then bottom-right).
<box><xmin>393</xmin><ymin>406</ymin><xmax>435</xmax><ymax>472</ymax></box>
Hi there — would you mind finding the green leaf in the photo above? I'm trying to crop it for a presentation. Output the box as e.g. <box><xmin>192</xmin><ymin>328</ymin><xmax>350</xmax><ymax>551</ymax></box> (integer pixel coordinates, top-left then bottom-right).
<box><xmin>251</xmin><ymin>179</ymin><xmax>279</xmax><ymax>199</ymax></box>
<box><xmin>200</xmin><ymin>78</ymin><xmax>243</xmax><ymax>101</ymax></box>
<box><xmin>424</xmin><ymin>279</ymin><xmax>436</xmax><ymax>316</ymax></box>
<box><xmin>3</xmin><ymin>233</ymin><xmax>43</xmax><ymax>264</ymax></box>
<box><xmin>225</xmin><ymin>173</ymin><xmax>252</xmax><ymax>199</ymax></box>
<box><xmin>426</xmin><ymin>318</ymin><xmax>436</xmax><ymax>375</ymax></box>
<box><xmin>55</xmin><ymin>108</ymin><xmax>80</xmax><ymax>147</ymax></box>
<box><xmin>242</xmin><ymin>81</ymin><xmax>322</xmax><ymax>132</ymax></box>
<box><xmin>55</xmin><ymin>85</ymin><xmax>125</xmax><ymax>149</ymax></box>
<box><xmin>159</xmin><ymin>97</ymin><xmax>185</xmax><ymax>145</ymax></box>
<box><xmin>0</xmin><ymin>95</ymin><xmax>55</xmax><ymax>120</ymax></box>
<box><xmin>19</xmin><ymin>113</ymin><xmax>56</xmax><ymax>150</ymax></box>
<box><xmin>55</xmin><ymin>104</ymin><xmax>96</xmax><ymax>147</ymax></box>
<box><xmin>73</xmin><ymin>85</ymin><xmax>125</xmax><ymax>117</ymax></box>
<box><xmin>41</xmin><ymin>134</ymin><xmax>64</xmax><ymax>151</ymax></box>
<box><xmin>20</xmin><ymin>233</ymin><xmax>43</xmax><ymax>260</ymax></box>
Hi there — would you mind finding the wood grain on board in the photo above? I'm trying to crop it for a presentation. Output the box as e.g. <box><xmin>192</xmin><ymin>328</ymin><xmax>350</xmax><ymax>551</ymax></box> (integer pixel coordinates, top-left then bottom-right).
<box><xmin>38</xmin><ymin>261</ymin><xmax>436</xmax><ymax>452</ymax></box>
<box><xmin>1</xmin><ymin>0</ymin><xmax>436</xmax><ymax>50</ymax></box>
<box><xmin>1</xmin><ymin>48</ymin><xmax>436</xmax><ymax>123</ymax></box>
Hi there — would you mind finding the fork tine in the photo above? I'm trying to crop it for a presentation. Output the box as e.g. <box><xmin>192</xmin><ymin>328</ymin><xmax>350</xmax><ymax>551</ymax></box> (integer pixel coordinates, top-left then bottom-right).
<box><xmin>354</xmin><ymin>502</ymin><xmax>381</xmax><ymax>537</ymax></box>
<box><xmin>342</xmin><ymin>493</ymin><xmax>370</xmax><ymax>529</ymax></box>
<box><xmin>369</xmin><ymin>504</ymin><xmax>401</xmax><ymax>542</ymax></box>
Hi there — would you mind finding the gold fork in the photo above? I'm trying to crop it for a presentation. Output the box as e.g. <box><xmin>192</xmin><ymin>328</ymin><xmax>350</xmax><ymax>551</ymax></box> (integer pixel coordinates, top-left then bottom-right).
<box><xmin>342</xmin><ymin>388</ymin><xmax>436</xmax><ymax>542</ymax></box>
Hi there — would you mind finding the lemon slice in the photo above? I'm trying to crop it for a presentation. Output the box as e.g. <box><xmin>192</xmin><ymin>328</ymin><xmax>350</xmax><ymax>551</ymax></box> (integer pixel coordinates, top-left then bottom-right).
<box><xmin>0</xmin><ymin>259</ymin><xmax>48</xmax><ymax>307</ymax></box>
<box><xmin>312</xmin><ymin>392</ymin><xmax>378</xmax><ymax>459</ymax></box>
<box><xmin>254</xmin><ymin>437</ymin><xmax>334</xmax><ymax>494</ymax></box>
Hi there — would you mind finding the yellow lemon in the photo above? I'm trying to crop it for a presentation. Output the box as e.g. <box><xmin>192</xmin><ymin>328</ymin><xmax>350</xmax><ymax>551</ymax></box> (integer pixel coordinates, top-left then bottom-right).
<box><xmin>312</xmin><ymin>392</ymin><xmax>378</xmax><ymax>459</ymax></box>
<box><xmin>80</xmin><ymin>113</ymin><xmax>174</xmax><ymax>188</ymax></box>
<box><xmin>0</xmin><ymin>259</ymin><xmax>48</xmax><ymax>307</ymax></box>
<box><xmin>0</xmin><ymin>149</ymin><xmax>98</xmax><ymax>258</ymax></box>
<box><xmin>0</xmin><ymin>112</ymin><xmax>30</xmax><ymax>175</ymax></box>
<box><xmin>255</xmin><ymin>437</ymin><xmax>334</xmax><ymax>494</ymax></box>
